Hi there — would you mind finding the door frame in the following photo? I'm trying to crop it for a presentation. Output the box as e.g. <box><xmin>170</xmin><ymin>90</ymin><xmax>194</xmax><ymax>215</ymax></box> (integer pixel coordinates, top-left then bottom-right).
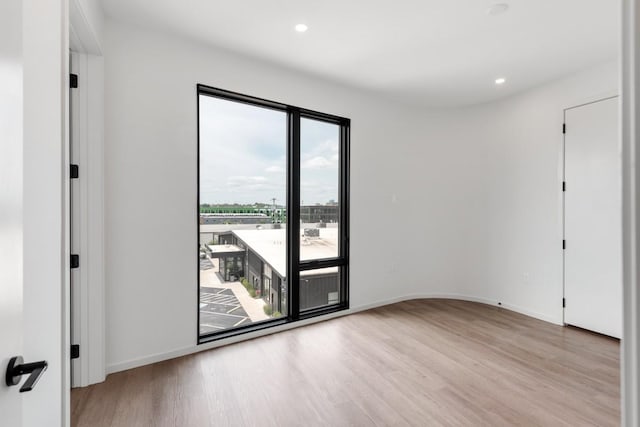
<box><xmin>69</xmin><ymin>1</ymin><xmax>106</xmax><ymax>388</ymax></box>
<box><xmin>622</xmin><ymin>1</ymin><xmax>640</xmax><ymax>424</ymax></box>
<box><xmin>68</xmin><ymin>51</ymin><xmax>106</xmax><ymax>387</ymax></box>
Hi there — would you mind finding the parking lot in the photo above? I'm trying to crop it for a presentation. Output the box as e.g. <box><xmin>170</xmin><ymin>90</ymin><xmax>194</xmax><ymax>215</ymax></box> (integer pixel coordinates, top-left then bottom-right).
<box><xmin>199</xmin><ymin>253</ymin><xmax>270</xmax><ymax>334</ymax></box>
<box><xmin>199</xmin><ymin>287</ymin><xmax>251</xmax><ymax>334</ymax></box>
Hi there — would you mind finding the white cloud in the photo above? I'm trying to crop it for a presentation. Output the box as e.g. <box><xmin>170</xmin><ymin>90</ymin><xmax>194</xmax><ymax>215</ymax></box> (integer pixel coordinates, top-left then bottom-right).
<box><xmin>227</xmin><ymin>176</ymin><xmax>267</xmax><ymax>186</ymax></box>
<box><xmin>199</xmin><ymin>98</ymin><xmax>339</xmax><ymax>204</ymax></box>
<box><xmin>265</xmin><ymin>165</ymin><xmax>284</xmax><ymax>173</ymax></box>
<box><xmin>301</xmin><ymin>156</ymin><xmax>336</xmax><ymax>170</ymax></box>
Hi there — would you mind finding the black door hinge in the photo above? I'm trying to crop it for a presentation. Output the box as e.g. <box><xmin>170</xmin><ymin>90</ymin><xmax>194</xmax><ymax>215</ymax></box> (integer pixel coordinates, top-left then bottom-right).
<box><xmin>562</xmin><ymin>298</ymin><xmax>566</xmax><ymax>308</ymax></box>
<box><xmin>71</xmin><ymin>345</ymin><xmax>80</xmax><ymax>360</ymax></box>
<box><xmin>70</xmin><ymin>73</ymin><xmax>78</xmax><ymax>89</ymax></box>
<box><xmin>562</xmin><ymin>240</ymin><xmax>566</xmax><ymax>250</ymax></box>
<box><xmin>562</xmin><ymin>123</ymin><xmax>566</xmax><ymax>134</ymax></box>
<box><xmin>562</xmin><ymin>181</ymin><xmax>566</xmax><ymax>192</ymax></box>
<box><xmin>71</xmin><ymin>254</ymin><xmax>79</xmax><ymax>269</ymax></box>
<box><xmin>70</xmin><ymin>164</ymin><xmax>79</xmax><ymax>179</ymax></box>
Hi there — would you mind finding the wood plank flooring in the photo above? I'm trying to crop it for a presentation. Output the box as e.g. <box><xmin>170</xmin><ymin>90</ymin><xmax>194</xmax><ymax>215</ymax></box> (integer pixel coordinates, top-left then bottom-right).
<box><xmin>71</xmin><ymin>299</ymin><xmax>620</xmax><ymax>426</ymax></box>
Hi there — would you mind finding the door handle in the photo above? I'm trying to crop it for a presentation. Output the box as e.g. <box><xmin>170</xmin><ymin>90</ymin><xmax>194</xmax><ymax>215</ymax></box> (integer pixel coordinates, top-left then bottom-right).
<box><xmin>5</xmin><ymin>356</ymin><xmax>48</xmax><ymax>392</ymax></box>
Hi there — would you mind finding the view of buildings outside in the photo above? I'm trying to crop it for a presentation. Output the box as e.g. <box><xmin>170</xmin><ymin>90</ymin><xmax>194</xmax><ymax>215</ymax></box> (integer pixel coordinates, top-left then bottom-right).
<box><xmin>199</xmin><ymin>94</ymin><xmax>341</xmax><ymax>336</ymax></box>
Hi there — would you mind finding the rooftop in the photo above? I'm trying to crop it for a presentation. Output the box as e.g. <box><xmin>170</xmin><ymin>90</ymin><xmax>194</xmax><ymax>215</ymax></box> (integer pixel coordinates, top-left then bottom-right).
<box><xmin>232</xmin><ymin>228</ymin><xmax>339</xmax><ymax>278</ymax></box>
<box><xmin>206</xmin><ymin>244</ymin><xmax>245</xmax><ymax>256</ymax></box>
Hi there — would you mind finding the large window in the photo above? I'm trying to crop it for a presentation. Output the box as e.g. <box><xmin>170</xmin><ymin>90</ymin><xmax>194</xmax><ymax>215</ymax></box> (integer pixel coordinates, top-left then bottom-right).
<box><xmin>197</xmin><ymin>85</ymin><xmax>350</xmax><ymax>342</ymax></box>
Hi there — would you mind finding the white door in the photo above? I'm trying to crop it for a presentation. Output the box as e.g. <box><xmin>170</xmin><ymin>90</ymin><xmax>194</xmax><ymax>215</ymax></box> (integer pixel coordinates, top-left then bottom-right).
<box><xmin>22</xmin><ymin>0</ymin><xmax>68</xmax><ymax>423</ymax></box>
<box><xmin>0</xmin><ymin>0</ymin><xmax>24</xmax><ymax>424</ymax></box>
<box><xmin>2</xmin><ymin>1</ymin><xmax>68</xmax><ymax>426</ymax></box>
<box><xmin>564</xmin><ymin>96</ymin><xmax>622</xmax><ymax>338</ymax></box>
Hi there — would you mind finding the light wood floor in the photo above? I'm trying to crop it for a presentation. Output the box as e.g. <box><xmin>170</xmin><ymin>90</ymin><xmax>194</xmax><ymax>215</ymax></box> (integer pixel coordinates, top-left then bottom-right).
<box><xmin>71</xmin><ymin>299</ymin><xmax>620</xmax><ymax>427</ymax></box>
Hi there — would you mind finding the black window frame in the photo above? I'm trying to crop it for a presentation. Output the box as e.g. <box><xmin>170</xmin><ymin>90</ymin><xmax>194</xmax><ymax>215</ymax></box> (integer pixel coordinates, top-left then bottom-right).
<box><xmin>197</xmin><ymin>84</ymin><xmax>350</xmax><ymax>344</ymax></box>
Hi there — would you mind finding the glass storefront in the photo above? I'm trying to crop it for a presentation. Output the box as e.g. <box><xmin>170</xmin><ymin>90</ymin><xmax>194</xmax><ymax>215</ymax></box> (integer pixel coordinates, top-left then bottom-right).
<box><xmin>220</xmin><ymin>255</ymin><xmax>244</xmax><ymax>281</ymax></box>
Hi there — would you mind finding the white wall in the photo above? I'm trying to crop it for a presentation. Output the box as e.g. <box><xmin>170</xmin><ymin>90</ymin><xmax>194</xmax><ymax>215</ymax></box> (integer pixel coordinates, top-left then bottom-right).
<box><xmin>435</xmin><ymin>62</ymin><xmax>619</xmax><ymax>324</ymax></box>
<box><xmin>103</xmin><ymin>20</ymin><xmax>451</xmax><ymax>371</ymax></box>
<box><xmin>103</xmin><ymin>19</ymin><xmax>619</xmax><ymax>373</ymax></box>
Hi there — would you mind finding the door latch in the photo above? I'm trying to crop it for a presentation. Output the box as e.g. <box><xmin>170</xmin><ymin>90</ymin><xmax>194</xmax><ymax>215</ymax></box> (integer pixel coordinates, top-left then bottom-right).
<box><xmin>5</xmin><ymin>356</ymin><xmax>48</xmax><ymax>392</ymax></box>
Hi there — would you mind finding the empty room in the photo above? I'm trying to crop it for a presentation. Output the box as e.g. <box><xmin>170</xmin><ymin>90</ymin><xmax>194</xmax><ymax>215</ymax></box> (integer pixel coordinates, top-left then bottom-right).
<box><xmin>2</xmin><ymin>1</ymin><xmax>640</xmax><ymax>426</ymax></box>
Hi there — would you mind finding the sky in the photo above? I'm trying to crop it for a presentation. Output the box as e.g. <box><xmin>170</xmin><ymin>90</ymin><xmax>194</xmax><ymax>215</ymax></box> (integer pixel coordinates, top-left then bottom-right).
<box><xmin>199</xmin><ymin>94</ymin><xmax>339</xmax><ymax>206</ymax></box>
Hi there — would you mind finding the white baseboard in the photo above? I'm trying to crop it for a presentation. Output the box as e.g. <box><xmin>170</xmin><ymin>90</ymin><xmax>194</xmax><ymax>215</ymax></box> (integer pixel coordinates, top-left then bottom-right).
<box><xmin>105</xmin><ymin>293</ymin><xmax>562</xmax><ymax>376</ymax></box>
<box><xmin>499</xmin><ymin>300</ymin><xmax>561</xmax><ymax>326</ymax></box>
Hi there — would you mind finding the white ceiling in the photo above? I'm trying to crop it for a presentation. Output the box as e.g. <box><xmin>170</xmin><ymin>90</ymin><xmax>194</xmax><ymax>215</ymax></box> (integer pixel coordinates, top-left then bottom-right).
<box><xmin>101</xmin><ymin>0</ymin><xmax>620</xmax><ymax>107</ymax></box>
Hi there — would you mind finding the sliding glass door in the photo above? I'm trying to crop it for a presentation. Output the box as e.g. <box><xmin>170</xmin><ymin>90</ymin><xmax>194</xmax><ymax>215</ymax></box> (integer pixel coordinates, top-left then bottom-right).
<box><xmin>198</xmin><ymin>85</ymin><xmax>349</xmax><ymax>342</ymax></box>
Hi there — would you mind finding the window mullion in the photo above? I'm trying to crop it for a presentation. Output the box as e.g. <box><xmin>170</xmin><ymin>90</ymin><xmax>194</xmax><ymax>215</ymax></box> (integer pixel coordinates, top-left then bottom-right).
<box><xmin>299</xmin><ymin>258</ymin><xmax>346</xmax><ymax>271</ymax></box>
<box><xmin>340</xmin><ymin>120</ymin><xmax>350</xmax><ymax>307</ymax></box>
<box><xmin>287</xmin><ymin>108</ymin><xmax>301</xmax><ymax>321</ymax></box>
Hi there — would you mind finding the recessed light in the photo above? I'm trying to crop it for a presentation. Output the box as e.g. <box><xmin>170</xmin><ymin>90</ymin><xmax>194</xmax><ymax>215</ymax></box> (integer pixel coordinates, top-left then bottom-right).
<box><xmin>295</xmin><ymin>24</ymin><xmax>308</xmax><ymax>33</ymax></box>
<box><xmin>487</xmin><ymin>3</ymin><xmax>509</xmax><ymax>16</ymax></box>
<box><xmin>495</xmin><ymin>78</ymin><xmax>506</xmax><ymax>85</ymax></box>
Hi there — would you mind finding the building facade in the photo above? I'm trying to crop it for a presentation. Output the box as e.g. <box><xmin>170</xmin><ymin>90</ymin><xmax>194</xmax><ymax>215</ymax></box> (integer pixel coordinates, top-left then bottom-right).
<box><xmin>206</xmin><ymin>227</ymin><xmax>339</xmax><ymax>315</ymax></box>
